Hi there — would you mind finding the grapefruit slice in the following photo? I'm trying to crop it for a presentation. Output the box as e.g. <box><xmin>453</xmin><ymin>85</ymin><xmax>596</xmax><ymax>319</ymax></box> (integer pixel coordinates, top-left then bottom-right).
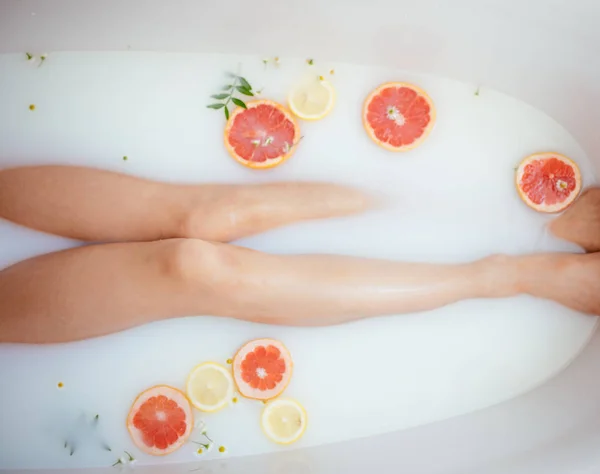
<box><xmin>126</xmin><ymin>385</ymin><xmax>193</xmax><ymax>456</ymax></box>
<box><xmin>261</xmin><ymin>398</ymin><xmax>307</xmax><ymax>445</ymax></box>
<box><xmin>232</xmin><ymin>338</ymin><xmax>293</xmax><ymax>401</ymax></box>
<box><xmin>516</xmin><ymin>152</ymin><xmax>582</xmax><ymax>213</ymax></box>
<box><xmin>186</xmin><ymin>362</ymin><xmax>234</xmax><ymax>413</ymax></box>
<box><xmin>224</xmin><ymin>100</ymin><xmax>301</xmax><ymax>169</ymax></box>
<box><xmin>363</xmin><ymin>82</ymin><xmax>435</xmax><ymax>151</ymax></box>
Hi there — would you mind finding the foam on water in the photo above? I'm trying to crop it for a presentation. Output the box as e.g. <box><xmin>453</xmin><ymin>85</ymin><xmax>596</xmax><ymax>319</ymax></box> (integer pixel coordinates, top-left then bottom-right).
<box><xmin>0</xmin><ymin>52</ymin><xmax>597</xmax><ymax>469</ymax></box>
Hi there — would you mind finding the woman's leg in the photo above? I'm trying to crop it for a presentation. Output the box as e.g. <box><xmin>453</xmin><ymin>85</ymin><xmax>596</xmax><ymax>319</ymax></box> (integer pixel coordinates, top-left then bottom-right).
<box><xmin>1</xmin><ymin>239</ymin><xmax>598</xmax><ymax>344</ymax></box>
<box><xmin>549</xmin><ymin>188</ymin><xmax>600</xmax><ymax>252</ymax></box>
<box><xmin>0</xmin><ymin>165</ymin><xmax>373</xmax><ymax>242</ymax></box>
<box><xmin>517</xmin><ymin>252</ymin><xmax>600</xmax><ymax>316</ymax></box>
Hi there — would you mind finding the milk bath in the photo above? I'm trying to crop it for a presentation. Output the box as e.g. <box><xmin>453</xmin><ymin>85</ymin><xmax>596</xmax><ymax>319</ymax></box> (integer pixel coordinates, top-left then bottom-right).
<box><xmin>0</xmin><ymin>52</ymin><xmax>597</xmax><ymax>470</ymax></box>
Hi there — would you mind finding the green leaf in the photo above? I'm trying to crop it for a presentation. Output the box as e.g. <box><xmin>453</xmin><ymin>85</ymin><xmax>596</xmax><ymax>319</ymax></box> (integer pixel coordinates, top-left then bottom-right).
<box><xmin>224</xmin><ymin>106</ymin><xmax>230</xmax><ymax>120</ymax></box>
<box><xmin>207</xmin><ymin>103</ymin><xmax>225</xmax><ymax>109</ymax></box>
<box><xmin>238</xmin><ymin>76</ymin><xmax>252</xmax><ymax>90</ymax></box>
<box><xmin>211</xmin><ymin>93</ymin><xmax>229</xmax><ymax>100</ymax></box>
<box><xmin>222</xmin><ymin>84</ymin><xmax>233</xmax><ymax>90</ymax></box>
<box><xmin>236</xmin><ymin>86</ymin><xmax>254</xmax><ymax>96</ymax></box>
<box><xmin>231</xmin><ymin>98</ymin><xmax>247</xmax><ymax>109</ymax></box>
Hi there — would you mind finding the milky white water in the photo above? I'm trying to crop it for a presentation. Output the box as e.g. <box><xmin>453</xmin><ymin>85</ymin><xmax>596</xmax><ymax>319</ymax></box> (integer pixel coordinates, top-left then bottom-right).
<box><xmin>0</xmin><ymin>52</ymin><xmax>597</xmax><ymax>470</ymax></box>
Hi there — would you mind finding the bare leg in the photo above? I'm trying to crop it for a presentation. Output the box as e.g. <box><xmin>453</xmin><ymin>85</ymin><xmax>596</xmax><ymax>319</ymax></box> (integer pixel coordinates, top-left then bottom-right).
<box><xmin>0</xmin><ymin>240</ymin><xmax>213</xmax><ymax>344</ymax></box>
<box><xmin>518</xmin><ymin>252</ymin><xmax>600</xmax><ymax>315</ymax></box>
<box><xmin>549</xmin><ymin>188</ymin><xmax>600</xmax><ymax>252</ymax></box>
<box><xmin>0</xmin><ymin>165</ymin><xmax>374</xmax><ymax>242</ymax></box>
<box><xmin>1</xmin><ymin>239</ymin><xmax>598</xmax><ymax>344</ymax></box>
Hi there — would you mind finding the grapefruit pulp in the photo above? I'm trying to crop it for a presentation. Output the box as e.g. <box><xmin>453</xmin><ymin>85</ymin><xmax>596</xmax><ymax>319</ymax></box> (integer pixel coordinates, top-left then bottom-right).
<box><xmin>224</xmin><ymin>100</ymin><xmax>301</xmax><ymax>169</ymax></box>
<box><xmin>516</xmin><ymin>152</ymin><xmax>582</xmax><ymax>213</ymax></box>
<box><xmin>363</xmin><ymin>82</ymin><xmax>435</xmax><ymax>151</ymax></box>
<box><xmin>232</xmin><ymin>338</ymin><xmax>293</xmax><ymax>400</ymax></box>
<box><xmin>126</xmin><ymin>385</ymin><xmax>193</xmax><ymax>456</ymax></box>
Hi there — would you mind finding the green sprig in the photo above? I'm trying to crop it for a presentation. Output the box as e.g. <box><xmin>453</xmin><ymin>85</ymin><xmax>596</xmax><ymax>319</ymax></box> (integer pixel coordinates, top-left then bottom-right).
<box><xmin>231</xmin><ymin>97</ymin><xmax>247</xmax><ymax>109</ymax></box>
<box><xmin>63</xmin><ymin>440</ymin><xmax>76</xmax><ymax>456</ymax></box>
<box><xmin>207</xmin><ymin>73</ymin><xmax>254</xmax><ymax>120</ymax></box>
<box><xmin>211</xmin><ymin>93</ymin><xmax>229</xmax><ymax>100</ymax></box>
<box><xmin>112</xmin><ymin>451</ymin><xmax>135</xmax><ymax>468</ymax></box>
<box><xmin>202</xmin><ymin>430</ymin><xmax>214</xmax><ymax>443</ymax></box>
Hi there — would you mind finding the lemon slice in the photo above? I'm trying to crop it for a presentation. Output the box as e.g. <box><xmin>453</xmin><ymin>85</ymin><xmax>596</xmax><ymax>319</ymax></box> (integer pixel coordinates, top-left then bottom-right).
<box><xmin>261</xmin><ymin>398</ymin><xmax>307</xmax><ymax>444</ymax></box>
<box><xmin>187</xmin><ymin>362</ymin><xmax>234</xmax><ymax>412</ymax></box>
<box><xmin>288</xmin><ymin>77</ymin><xmax>335</xmax><ymax>120</ymax></box>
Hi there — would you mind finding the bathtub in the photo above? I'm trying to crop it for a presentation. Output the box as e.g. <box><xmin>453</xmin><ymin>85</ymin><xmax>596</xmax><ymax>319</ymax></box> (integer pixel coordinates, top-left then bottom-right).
<box><xmin>1</xmin><ymin>0</ymin><xmax>599</xmax><ymax>473</ymax></box>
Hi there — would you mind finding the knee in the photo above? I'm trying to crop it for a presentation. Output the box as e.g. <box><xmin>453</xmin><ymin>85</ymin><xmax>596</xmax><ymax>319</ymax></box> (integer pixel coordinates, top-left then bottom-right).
<box><xmin>157</xmin><ymin>238</ymin><xmax>228</xmax><ymax>284</ymax></box>
<box><xmin>180</xmin><ymin>195</ymin><xmax>242</xmax><ymax>242</ymax></box>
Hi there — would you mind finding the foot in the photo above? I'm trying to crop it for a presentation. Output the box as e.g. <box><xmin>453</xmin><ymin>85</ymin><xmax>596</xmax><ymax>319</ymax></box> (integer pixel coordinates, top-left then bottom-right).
<box><xmin>519</xmin><ymin>252</ymin><xmax>600</xmax><ymax>316</ymax></box>
<box><xmin>549</xmin><ymin>188</ymin><xmax>600</xmax><ymax>252</ymax></box>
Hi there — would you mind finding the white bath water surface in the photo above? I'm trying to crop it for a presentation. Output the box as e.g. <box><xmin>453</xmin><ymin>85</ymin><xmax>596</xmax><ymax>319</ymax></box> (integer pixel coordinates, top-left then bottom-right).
<box><xmin>0</xmin><ymin>52</ymin><xmax>597</xmax><ymax>470</ymax></box>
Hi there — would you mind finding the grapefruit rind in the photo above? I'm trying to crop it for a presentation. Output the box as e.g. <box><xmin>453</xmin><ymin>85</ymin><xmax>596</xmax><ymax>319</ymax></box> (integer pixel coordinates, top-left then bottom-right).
<box><xmin>126</xmin><ymin>385</ymin><xmax>193</xmax><ymax>456</ymax></box>
<box><xmin>223</xmin><ymin>99</ymin><xmax>301</xmax><ymax>169</ymax></box>
<box><xmin>515</xmin><ymin>152</ymin><xmax>582</xmax><ymax>214</ymax></box>
<box><xmin>362</xmin><ymin>81</ymin><xmax>436</xmax><ymax>152</ymax></box>
<box><xmin>261</xmin><ymin>398</ymin><xmax>307</xmax><ymax>445</ymax></box>
<box><xmin>186</xmin><ymin>362</ymin><xmax>234</xmax><ymax>413</ymax></box>
<box><xmin>232</xmin><ymin>338</ymin><xmax>293</xmax><ymax>401</ymax></box>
